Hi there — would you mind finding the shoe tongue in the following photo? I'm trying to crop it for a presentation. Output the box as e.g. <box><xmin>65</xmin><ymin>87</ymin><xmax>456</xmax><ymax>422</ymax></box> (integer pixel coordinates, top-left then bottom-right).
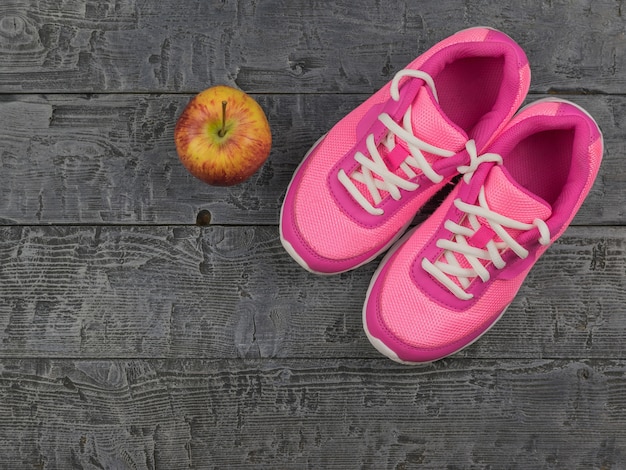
<box><xmin>442</xmin><ymin>166</ymin><xmax>552</xmax><ymax>291</ymax></box>
<box><xmin>482</xmin><ymin>166</ymin><xmax>552</xmax><ymax>224</ymax></box>
<box><xmin>385</xmin><ymin>86</ymin><xmax>468</xmax><ymax>170</ymax></box>
<box><xmin>405</xmin><ymin>85</ymin><xmax>467</xmax><ymax>153</ymax></box>
<box><xmin>353</xmin><ymin>85</ymin><xmax>468</xmax><ymax>206</ymax></box>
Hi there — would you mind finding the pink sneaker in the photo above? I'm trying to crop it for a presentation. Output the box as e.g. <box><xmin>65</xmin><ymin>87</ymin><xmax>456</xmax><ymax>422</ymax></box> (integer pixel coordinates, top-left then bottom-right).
<box><xmin>280</xmin><ymin>27</ymin><xmax>531</xmax><ymax>274</ymax></box>
<box><xmin>363</xmin><ymin>98</ymin><xmax>603</xmax><ymax>364</ymax></box>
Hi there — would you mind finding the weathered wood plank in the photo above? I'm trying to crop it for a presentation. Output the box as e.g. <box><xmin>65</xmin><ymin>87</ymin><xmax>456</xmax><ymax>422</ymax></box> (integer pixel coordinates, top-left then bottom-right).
<box><xmin>0</xmin><ymin>1</ymin><xmax>621</xmax><ymax>468</ymax></box>
<box><xmin>0</xmin><ymin>358</ymin><xmax>624</xmax><ymax>469</ymax></box>
<box><xmin>0</xmin><ymin>225</ymin><xmax>623</xmax><ymax>360</ymax></box>
<box><xmin>0</xmin><ymin>92</ymin><xmax>359</xmax><ymax>225</ymax></box>
<box><xmin>0</xmin><ymin>93</ymin><xmax>620</xmax><ymax>225</ymax></box>
<box><xmin>0</xmin><ymin>0</ymin><xmax>624</xmax><ymax>94</ymax></box>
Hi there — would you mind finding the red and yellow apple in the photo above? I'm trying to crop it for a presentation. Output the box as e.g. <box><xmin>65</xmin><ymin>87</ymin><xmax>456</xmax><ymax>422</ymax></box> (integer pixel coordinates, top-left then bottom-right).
<box><xmin>174</xmin><ymin>85</ymin><xmax>272</xmax><ymax>186</ymax></box>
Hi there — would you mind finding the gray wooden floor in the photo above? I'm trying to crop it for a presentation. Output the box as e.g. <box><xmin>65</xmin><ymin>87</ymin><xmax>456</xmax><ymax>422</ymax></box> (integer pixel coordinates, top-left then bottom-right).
<box><xmin>0</xmin><ymin>1</ymin><xmax>624</xmax><ymax>469</ymax></box>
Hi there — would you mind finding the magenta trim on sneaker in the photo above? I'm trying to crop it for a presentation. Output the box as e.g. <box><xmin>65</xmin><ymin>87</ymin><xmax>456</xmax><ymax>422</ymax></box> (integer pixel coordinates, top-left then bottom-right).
<box><xmin>327</xmin><ymin>141</ymin><xmax>467</xmax><ymax>230</ymax></box>
<box><xmin>364</xmin><ymin>249</ymin><xmax>501</xmax><ymax>363</ymax></box>
<box><xmin>467</xmin><ymin>225</ymin><xmax>497</xmax><ymax>249</ymax></box>
<box><xmin>409</xmin><ymin>163</ymin><xmax>547</xmax><ymax>311</ymax></box>
<box><xmin>386</xmin><ymin>143</ymin><xmax>410</xmax><ymax>171</ymax></box>
<box><xmin>485</xmin><ymin>29</ymin><xmax>529</xmax><ymax>67</ymax></box>
<box><xmin>280</xmin><ymin>137</ymin><xmax>407</xmax><ymax>273</ymax></box>
<box><xmin>325</xmin><ymin>76</ymin><xmax>424</xmax><ymax>228</ymax></box>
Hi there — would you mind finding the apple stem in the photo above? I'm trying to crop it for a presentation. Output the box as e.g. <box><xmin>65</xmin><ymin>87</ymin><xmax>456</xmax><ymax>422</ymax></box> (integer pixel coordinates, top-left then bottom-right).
<box><xmin>218</xmin><ymin>100</ymin><xmax>227</xmax><ymax>137</ymax></box>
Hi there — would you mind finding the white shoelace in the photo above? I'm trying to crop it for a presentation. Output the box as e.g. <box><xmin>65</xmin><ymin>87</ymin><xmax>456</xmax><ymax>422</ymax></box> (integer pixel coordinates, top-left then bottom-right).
<box><xmin>421</xmin><ymin>186</ymin><xmax>551</xmax><ymax>300</ymax></box>
<box><xmin>457</xmin><ymin>140</ymin><xmax>502</xmax><ymax>183</ymax></box>
<box><xmin>338</xmin><ymin>70</ymin><xmax>455</xmax><ymax>216</ymax></box>
<box><xmin>338</xmin><ymin>69</ymin><xmax>499</xmax><ymax>216</ymax></box>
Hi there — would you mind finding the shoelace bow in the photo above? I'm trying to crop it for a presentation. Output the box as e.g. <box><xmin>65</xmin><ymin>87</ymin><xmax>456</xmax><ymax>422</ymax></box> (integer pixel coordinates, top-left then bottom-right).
<box><xmin>421</xmin><ymin>186</ymin><xmax>551</xmax><ymax>300</ymax></box>
<box><xmin>338</xmin><ymin>69</ymin><xmax>500</xmax><ymax>216</ymax></box>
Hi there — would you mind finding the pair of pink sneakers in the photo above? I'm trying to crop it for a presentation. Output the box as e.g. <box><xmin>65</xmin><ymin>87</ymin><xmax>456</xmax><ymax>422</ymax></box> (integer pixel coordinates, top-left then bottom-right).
<box><xmin>280</xmin><ymin>27</ymin><xmax>603</xmax><ymax>364</ymax></box>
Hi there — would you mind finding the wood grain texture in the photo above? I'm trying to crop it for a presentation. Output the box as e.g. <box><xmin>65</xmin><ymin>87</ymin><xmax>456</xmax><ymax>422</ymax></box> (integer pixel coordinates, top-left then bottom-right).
<box><xmin>0</xmin><ymin>225</ymin><xmax>623</xmax><ymax>360</ymax></box>
<box><xmin>0</xmin><ymin>0</ymin><xmax>623</xmax><ymax>468</ymax></box>
<box><xmin>0</xmin><ymin>92</ymin><xmax>353</xmax><ymax>226</ymax></box>
<box><xmin>0</xmin><ymin>358</ymin><xmax>624</xmax><ymax>469</ymax></box>
<box><xmin>0</xmin><ymin>93</ymin><xmax>619</xmax><ymax>225</ymax></box>
<box><xmin>0</xmin><ymin>0</ymin><xmax>624</xmax><ymax>94</ymax></box>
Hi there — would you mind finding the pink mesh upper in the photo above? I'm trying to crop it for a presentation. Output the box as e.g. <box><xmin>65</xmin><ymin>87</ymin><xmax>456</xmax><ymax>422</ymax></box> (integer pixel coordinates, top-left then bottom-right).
<box><xmin>483</xmin><ymin>166</ymin><xmax>552</xmax><ymax>224</ymax></box>
<box><xmin>351</xmin><ymin>86</ymin><xmax>468</xmax><ymax>208</ymax></box>
<box><xmin>438</xmin><ymin>166</ymin><xmax>553</xmax><ymax>287</ymax></box>
<box><xmin>292</xmin><ymin>85</ymin><xmax>469</xmax><ymax>259</ymax></box>
<box><xmin>375</xmin><ymin>183</ymin><xmax>538</xmax><ymax>350</ymax></box>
